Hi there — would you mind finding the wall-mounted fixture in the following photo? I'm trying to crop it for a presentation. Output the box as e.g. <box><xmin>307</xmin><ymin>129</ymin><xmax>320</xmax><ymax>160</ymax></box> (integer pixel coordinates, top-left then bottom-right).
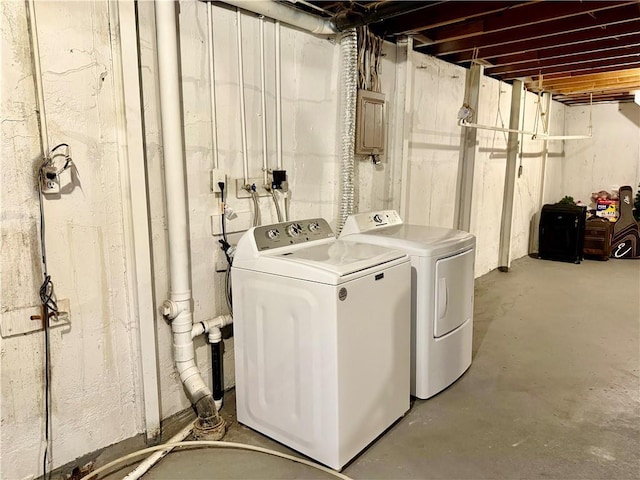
<box><xmin>356</xmin><ymin>89</ymin><xmax>386</xmax><ymax>157</ymax></box>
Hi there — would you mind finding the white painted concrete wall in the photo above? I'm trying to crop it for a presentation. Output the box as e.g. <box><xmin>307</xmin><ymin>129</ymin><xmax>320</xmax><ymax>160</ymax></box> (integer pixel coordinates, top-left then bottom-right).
<box><xmin>1</xmin><ymin>2</ymin><xmax>141</xmax><ymax>479</ymax></box>
<box><xmin>545</xmin><ymin>103</ymin><xmax>640</xmax><ymax>205</ymax></box>
<box><xmin>402</xmin><ymin>53</ymin><xmax>569</xmax><ymax>276</ymax></box>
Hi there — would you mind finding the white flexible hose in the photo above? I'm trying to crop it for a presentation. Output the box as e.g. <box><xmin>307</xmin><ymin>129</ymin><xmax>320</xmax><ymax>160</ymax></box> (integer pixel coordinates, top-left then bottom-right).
<box><xmin>81</xmin><ymin>441</ymin><xmax>353</xmax><ymax>480</ymax></box>
<box><xmin>122</xmin><ymin>422</ymin><xmax>194</xmax><ymax>480</ymax></box>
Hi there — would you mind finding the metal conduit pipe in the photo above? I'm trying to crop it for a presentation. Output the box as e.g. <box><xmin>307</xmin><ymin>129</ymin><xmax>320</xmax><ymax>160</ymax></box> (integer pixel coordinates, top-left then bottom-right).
<box><xmin>222</xmin><ymin>0</ymin><xmax>336</xmax><ymax>34</ymax></box>
<box><xmin>336</xmin><ymin>28</ymin><xmax>358</xmax><ymax>234</ymax></box>
<box><xmin>154</xmin><ymin>0</ymin><xmax>225</xmax><ymax>440</ymax></box>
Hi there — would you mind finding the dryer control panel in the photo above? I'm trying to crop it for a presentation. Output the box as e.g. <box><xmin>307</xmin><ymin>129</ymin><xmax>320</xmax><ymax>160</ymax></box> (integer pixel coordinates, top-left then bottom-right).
<box><xmin>254</xmin><ymin>218</ymin><xmax>334</xmax><ymax>251</ymax></box>
<box><xmin>341</xmin><ymin>210</ymin><xmax>403</xmax><ymax>235</ymax></box>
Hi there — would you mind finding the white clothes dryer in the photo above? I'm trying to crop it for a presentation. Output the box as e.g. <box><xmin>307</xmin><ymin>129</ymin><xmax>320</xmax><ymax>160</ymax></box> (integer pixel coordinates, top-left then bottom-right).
<box><xmin>340</xmin><ymin>210</ymin><xmax>475</xmax><ymax>400</ymax></box>
<box><xmin>232</xmin><ymin>218</ymin><xmax>410</xmax><ymax>470</ymax></box>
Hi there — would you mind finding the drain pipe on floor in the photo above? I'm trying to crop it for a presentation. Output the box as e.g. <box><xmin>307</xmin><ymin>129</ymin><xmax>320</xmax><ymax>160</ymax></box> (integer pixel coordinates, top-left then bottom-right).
<box><xmin>155</xmin><ymin>0</ymin><xmax>225</xmax><ymax>440</ymax></box>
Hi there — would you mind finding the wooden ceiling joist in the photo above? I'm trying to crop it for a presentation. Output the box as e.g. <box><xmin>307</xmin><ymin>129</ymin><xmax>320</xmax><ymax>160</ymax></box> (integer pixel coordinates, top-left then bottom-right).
<box><xmin>501</xmin><ymin>58</ymin><xmax>640</xmax><ymax>81</ymax></box>
<box><xmin>373</xmin><ymin>1</ymin><xmax>528</xmax><ymax>35</ymax></box>
<box><xmin>489</xmin><ymin>50</ymin><xmax>640</xmax><ymax>77</ymax></box>
<box><xmin>423</xmin><ymin>3</ymin><xmax>640</xmax><ymax>57</ymax></box>
<box><xmin>444</xmin><ymin>19</ymin><xmax>640</xmax><ymax>64</ymax></box>
<box><xmin>484</xmin><ymin>35</ymin><xmax>640</xmax><ymax>70</ymax></box>
<box><xmin>423</xmin><ymin>1</ymin><xmax>631</xmax><ymax>45</ymax></box>
<box><xmin>301</xmin><ymin>0</ymin><xmax>640</xmax><ymax>105</ymax></box>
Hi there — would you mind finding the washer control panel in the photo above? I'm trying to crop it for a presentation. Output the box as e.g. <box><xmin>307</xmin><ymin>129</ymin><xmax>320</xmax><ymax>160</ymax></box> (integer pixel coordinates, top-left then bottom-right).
<box><xmin>254</xmin><ymin>218</ymin><xmax>334</xmax><ymax>251</ymax></box>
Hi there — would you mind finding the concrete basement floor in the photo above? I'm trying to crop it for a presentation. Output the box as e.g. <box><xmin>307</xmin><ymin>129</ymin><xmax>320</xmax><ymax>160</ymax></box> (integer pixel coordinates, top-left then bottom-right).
<box><xmin>101</xmin><ymin>256</ymin><xmax>639</xmax><ymax>480</ymax></box>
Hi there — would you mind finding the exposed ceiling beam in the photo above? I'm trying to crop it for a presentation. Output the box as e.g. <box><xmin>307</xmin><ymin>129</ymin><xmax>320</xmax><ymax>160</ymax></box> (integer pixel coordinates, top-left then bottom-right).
<box><xmin>487</xmin><ymin>47</ymin><xmax>640</xmax><ymax>76</ymax></box>
<box><xmin>534</xmin><ymin>68</ymin><xmax>640</xmax><ymax>86</ymax></box>
<box><xmin>423</xmin><ymin>3</ymin><xmax>640</xmax><ymax>56</ymax></box>
<box><xmin>443</xmin><ymin>19</ymin><xmax>640</xmax><ymax>63</ymax></box>
<box><xmin>483</xmin><ymin>34</ymin><xmax>640</xmax><ymax>69</ymax></box>
<box><xmin>423</xmin><ymin>1</ymin><xmax>630</xmax><ymax>45</ymax></box>
<box><xmin>372</xmin><ymin>1</ymin><xmax>530</xmax><ymax>35</ymax></box>
<box><xmin>528</xmin><ymin>78</ymin><xmax>640</xmax><ymax>95</ymax></box>
<box><xmin>501</xmin><ymin>59</ymin><xmax>640</xmax><ymax>81</ymax></box>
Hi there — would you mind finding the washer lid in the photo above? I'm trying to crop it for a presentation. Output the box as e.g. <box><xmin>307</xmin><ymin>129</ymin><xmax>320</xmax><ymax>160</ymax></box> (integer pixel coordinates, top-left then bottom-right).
<box><xmin>276</xmin><ymin>240</ymin><xmax>406</xmax><ymax>278</ymax></box>
<box><xmin>234</xmin><ymin>239</ymin><xmax>408</xmax><ymax>284</ymax></box>
<box><xmin>342</xmin><ymin>224</ymin><xmax>475</xmax><ymax>257</ymax></box>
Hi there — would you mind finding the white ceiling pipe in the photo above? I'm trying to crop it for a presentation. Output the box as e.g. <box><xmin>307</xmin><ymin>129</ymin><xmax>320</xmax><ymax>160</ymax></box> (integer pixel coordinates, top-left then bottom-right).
<box><xmin>222</xmin><ymin>0</ymin><xmax>336</xmax><ymax>34</ymax></box>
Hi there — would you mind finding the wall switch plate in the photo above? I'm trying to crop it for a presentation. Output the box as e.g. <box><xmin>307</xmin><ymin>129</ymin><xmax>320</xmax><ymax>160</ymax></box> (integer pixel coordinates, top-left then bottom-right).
<box><xmin>1</xmin><ymin>298</ymin><xmax>71</xmax><ymax>338</ymax></box>
<box><xmin>235</xmin><ymin>177</ymin><xmax>271</xmax><ymax>198</ymax></box>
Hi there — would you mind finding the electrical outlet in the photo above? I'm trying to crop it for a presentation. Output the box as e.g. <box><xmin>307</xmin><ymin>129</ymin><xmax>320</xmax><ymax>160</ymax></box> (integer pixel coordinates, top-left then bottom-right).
<box><xmin>41</xmin><ymin>165</ymin><xmax>60</xmax><ymax>194</ymax></box>
<box><xmin>235</xmin><ymin>177</ymin><xmax>271</xmax><ymax>198</ymax></box>
<box><xmin>0</xmin><ymin>298</ymin><xmax>71</xmax><ymax>338</ymax></box>
<box><xmin>211</xmin><ymin>169</ymin><xmax>226</xmax><ymax>193</ymax></box>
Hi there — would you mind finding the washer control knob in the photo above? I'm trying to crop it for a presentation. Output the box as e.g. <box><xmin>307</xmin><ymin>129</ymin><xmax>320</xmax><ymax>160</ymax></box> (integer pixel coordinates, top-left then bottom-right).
<box><xmin>286</xmin><ymin>223</ymin><xmax>302</xmax><ymax>237</ymax></box>
<box><xmin>308</xmin><ymin>222</ymin><xmax>320</xmax><ymax>232</ymax></box>
<box><xmin>373</xmin><ymin>214</ymin><xmax>383</xmax><ymax>223</ymax></box>
<box><xmin>266</xmin><ymin>229</ymin><xmax>280</xmax><ymax>240</ymax></box>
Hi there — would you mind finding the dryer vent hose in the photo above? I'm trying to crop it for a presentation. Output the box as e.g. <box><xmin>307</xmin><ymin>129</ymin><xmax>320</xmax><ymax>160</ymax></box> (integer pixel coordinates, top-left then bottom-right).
<box><xmin>337</xmin><ymin>28</ymin><xmax>358</xmax><ymax>234</ymax></box>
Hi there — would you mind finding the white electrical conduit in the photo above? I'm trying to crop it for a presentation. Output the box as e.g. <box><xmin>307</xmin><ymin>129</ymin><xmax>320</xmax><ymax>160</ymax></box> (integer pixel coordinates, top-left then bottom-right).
<box><xmin>458</xmin><ymin>119</ymin><xmax>592</xmax><ymax>141</ymax></box>
<box><xmin>155</xmin><ymin>0</ymin><xmax>222</xmax><ymax>431</ymax></box>
<box><xmin>82</xmin><ymin>440</ymin><xmax>353</xmax><ymax>480</ymax></box>
<box><xmin>207</xmin><ymin>2</ymin><xmax>219</xmax><ymax>169</ymax></box>
<box><xmin>223</xmin><ymin>0</ymin><xmax>336</xmax><ymax>34</ymax></box>
<box><xmin>236</xmin><ymin>9</ymin><xmax>249</xmax><ymax>185</ymax></box>
<box><xmin>260</xmin><ymin>16</ymin><xmax>269</xmax><ymax>187</ymax></box>
<box><xmin>122</xmin><ymin>422</ymin><xmax>194</xmax><ymax>480</ymax></box>
<box><xmin>27</xmin><ymin>0</ymin><xmax>49</xmax><ymax>157</ymax></box>
<box><xmin>275</xmin><ymin>20</ymin><xmax>283</xmax><ymax>170</ymax></box>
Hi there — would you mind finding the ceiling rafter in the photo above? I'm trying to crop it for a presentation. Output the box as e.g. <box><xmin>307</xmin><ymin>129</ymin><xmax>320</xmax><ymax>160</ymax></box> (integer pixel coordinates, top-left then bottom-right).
<box><xmin>423</xmin><ymin>3</ymin><xmax>640</xmax><ymax>57</ymax></box>
<box><xmin>422</xmin><ymin>1</ymin><xmax>631</xmax><ymax>46</ymax></box>
<box><xmin>443</xmin><ymin>20</ymin><xmax>640</xmax><ymax>63</ymax></box>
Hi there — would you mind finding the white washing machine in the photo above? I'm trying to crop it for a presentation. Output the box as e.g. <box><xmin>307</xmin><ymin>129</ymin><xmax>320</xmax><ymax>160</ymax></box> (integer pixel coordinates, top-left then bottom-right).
<box><xmin>340</xmin><ymin>210</ymin><xmax>475</xmax><ymax>400</ymax></box>
<box><xmin>232</xmin><ymin>218</ymin><xmax>410</xmax><ymax>470</ymax></box>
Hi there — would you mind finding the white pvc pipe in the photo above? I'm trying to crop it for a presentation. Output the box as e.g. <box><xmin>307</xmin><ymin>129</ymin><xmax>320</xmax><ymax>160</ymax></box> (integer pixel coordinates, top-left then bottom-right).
<box><xmin>259</xmin><ymin>16</ymin><xmax>269</xmax><ymax>186</ymax></box>
<box><xmin>191</xmin><ymin>314</ymin><xmax>233</xmax><ymax>339</ymax></box>
<box><xmin>207</xmin><ymin>2</ymin><xmax>220</xmax><ymax>170</ymax></box>
<box><xmin>27</xmin><ymin>0</ymin><xmax>49</xmax><ymax>158</ymax></box>
<box><xmin>275</xmin><ymin>20</ymin><xmax>283</xmax><ymax>170</ymax></box>
<box><xmin>155</xmin><ymin>0</ymin><xmax>212</xmax><ymax>406</ymax></box>
<box><xmin>223</xmin><ymin>0</ymin><xmax>336</xmax><ymax>34</ymax></box>
<box><xmin>236</xmin><ymin>9</ymin><xmax>249</xmax><ymax>185</ymax></box>
<box><xmin>122</xmin><ymin>421</ymin><xmax>194</xmax><ymax>480</ymax></box>
<box><xmin>459</xmin><ymin>119</ymin><xmax>592</xmax><ymax>140</ymax></box>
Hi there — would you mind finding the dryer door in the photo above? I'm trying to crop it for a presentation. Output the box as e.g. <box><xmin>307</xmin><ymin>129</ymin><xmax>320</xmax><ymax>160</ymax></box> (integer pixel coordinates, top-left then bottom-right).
<box><xmin>434</xmin><ymin>248</ymin><xmax>474</xmax><ymax>338</ymax></box>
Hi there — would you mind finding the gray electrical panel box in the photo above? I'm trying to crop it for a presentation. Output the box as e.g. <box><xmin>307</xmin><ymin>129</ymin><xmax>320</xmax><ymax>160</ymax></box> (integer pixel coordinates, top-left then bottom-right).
<box><xmin>355</xmin><ymin>89</ymin><xmax>386</xmax><ymax>156</ymax></box>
